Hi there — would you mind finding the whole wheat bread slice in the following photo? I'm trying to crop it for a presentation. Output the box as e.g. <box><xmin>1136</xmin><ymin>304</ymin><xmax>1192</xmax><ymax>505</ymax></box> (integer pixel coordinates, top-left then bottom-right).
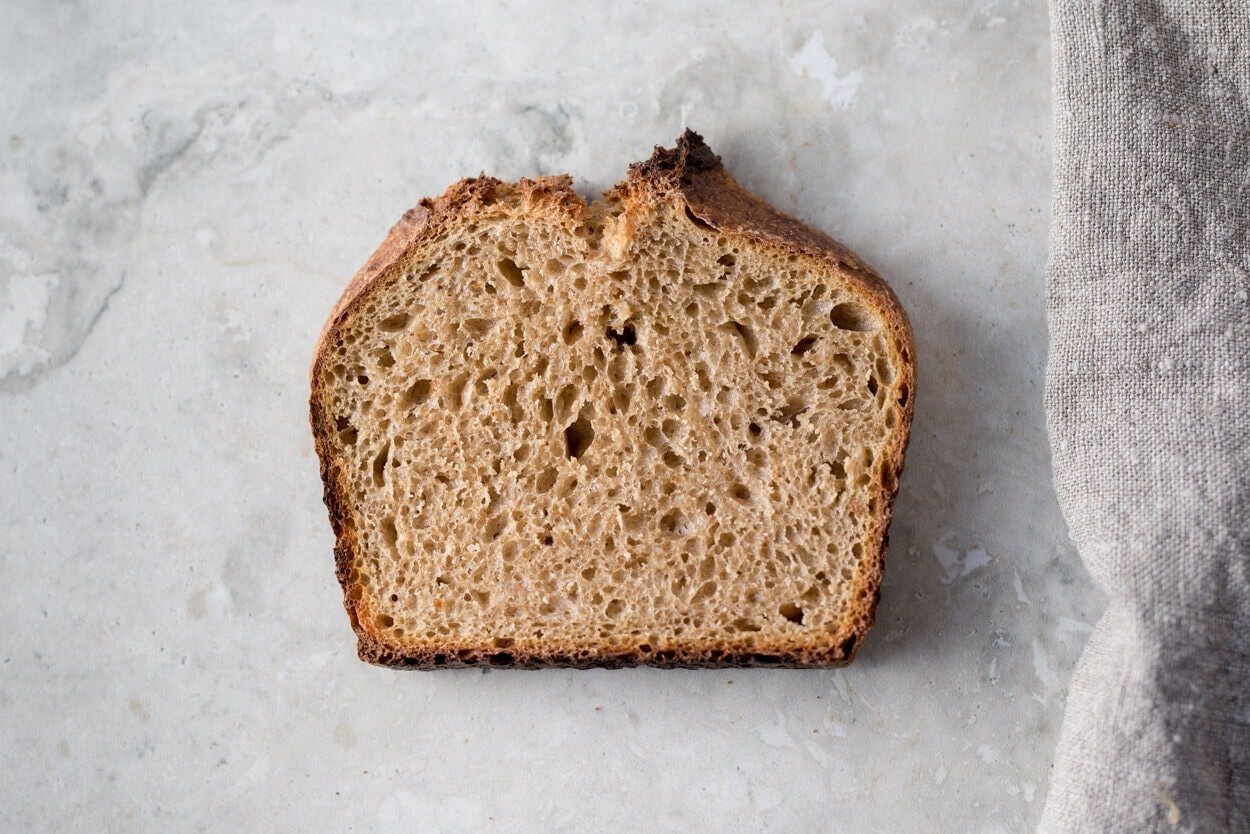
<box><xmin>310</xmin><ymin>132</ymin><xmax>914</xmax><ymax>668</ymax></box>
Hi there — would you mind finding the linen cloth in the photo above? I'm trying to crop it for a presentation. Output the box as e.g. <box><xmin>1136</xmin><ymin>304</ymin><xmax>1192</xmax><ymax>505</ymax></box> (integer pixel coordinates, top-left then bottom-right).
<box><xmin>1042</xmin><ymin>2</ymin><xmax>1250</xmax><ymax>831</ymax></box>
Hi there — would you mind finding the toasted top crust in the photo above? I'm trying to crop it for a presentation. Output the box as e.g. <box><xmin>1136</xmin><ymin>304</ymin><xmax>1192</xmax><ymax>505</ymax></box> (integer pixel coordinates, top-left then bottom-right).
<box><xmin>311</xmin><ymin>131</ymin><xmax>914</xmax><ymax>668</ymax></box>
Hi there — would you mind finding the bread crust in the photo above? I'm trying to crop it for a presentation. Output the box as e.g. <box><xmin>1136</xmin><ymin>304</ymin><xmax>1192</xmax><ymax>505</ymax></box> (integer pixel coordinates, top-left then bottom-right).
<box><xmin>310</xmin><ymin>131</ymin><xmax>914</xmax><ymax>669</ymax></box>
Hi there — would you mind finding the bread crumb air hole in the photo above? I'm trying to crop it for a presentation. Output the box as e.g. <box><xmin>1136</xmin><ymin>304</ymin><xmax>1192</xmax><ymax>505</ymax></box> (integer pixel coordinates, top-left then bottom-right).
<box><xmin>606</xmin><ymin>322</ymin><xmax>637</xmax><ymax>347</ymax></box>
<box><xmin>659</xmin><ymin>509</ymin><xmax>692</xmax><ymax>537</ymax></box>
<box><xmin>684</xmin><ymin>206</ymin><xmax>715</xmax><ymax>231</ymax></box>
<box><xmin>779</xmin><ymin>603</ymin><xmax>804</xmax><ymax>625</ymax></box>
<box><xmin>334</xmin><ymin>416</ymin><xmax>358</xmax><ymax>446</ymax></box>
<box><xmin>402</xmin><ymin>379</ymin><xmax>431</xmax><ymax>408</ymax></box>
<box><xmin>564</xmin><ymin>412</ymin><xmax>595</xmax><ymax>459</ymax></box>
<box><xmin>791</xmin><ymin>336</ymin><xmax>818</xmax><ymax>356</ymax></box>
<box><xmin>496</xmin><ymin>257</ymin><xmax>526</xmax><ymax>287</ymax></box>
<box><xmin>379</xmin><ymin>313</ymin><xmax>410</xmax><ymax>332</ymax></box>
<box><xmin>720</xmin><ymin>320</ymin><xmax>757</xmax><ymax>358</ymax></box>
<box><xmin>315</xmin><ymin>158</ymin><xmax>912</xmax><ymax>667</ymax></box>
<box><xmin>829</xmin><ymin>302</ymin><xmax>875</xmax><ymax>332</ymax></box>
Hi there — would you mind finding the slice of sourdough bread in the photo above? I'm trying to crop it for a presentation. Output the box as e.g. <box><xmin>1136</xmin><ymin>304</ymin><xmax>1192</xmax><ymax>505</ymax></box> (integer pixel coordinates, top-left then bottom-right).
<box><xmin>311</xmin><ymin>131</ymin><xmax>914</xmax><ymax>668</ymax></box>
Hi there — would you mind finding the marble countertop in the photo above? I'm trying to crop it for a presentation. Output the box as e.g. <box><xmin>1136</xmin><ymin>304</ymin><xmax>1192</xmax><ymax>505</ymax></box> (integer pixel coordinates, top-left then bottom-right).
<box><xmin>0</xmin><ymin>2</ymin><xmax>1102</xmax><ymax>831</ymax></box>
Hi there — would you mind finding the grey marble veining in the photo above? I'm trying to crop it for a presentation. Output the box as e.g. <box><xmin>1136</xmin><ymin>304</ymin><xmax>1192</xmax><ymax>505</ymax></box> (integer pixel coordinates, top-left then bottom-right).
<box><xmin>0</xmin><ymin>2</ymin><xmax>1101</xmax><ymax>831</ymax></box>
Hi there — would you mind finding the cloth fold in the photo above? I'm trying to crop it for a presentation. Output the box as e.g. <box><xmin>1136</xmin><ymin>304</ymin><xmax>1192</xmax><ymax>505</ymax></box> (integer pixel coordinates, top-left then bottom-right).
<box><xmin>1042</xmin><ymin>2</ymin><xmax>1250</xmax><ymax>831</ymax></box>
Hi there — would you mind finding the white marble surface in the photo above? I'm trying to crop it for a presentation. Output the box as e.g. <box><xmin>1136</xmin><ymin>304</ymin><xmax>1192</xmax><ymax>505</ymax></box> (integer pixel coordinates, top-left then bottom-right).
<box><xmin>0</xmin><ymin>2</ymin><xmax>1103</xmax><ymax>831</ymax></box>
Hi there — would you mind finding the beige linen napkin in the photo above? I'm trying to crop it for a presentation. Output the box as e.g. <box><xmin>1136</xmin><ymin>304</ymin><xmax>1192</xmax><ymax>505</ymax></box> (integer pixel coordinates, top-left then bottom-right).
<box><xmin>1042</xmin><ymin>2</ymin><xmax>1250</xmax><ymax>831</ymax></box>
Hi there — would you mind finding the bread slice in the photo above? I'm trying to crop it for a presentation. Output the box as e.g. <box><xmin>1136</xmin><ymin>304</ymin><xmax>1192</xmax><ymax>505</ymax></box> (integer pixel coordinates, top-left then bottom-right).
<box><xmin>310</xmin><ymin>131</ymin><xmax>914</xmax><ymax>668</ymax></box>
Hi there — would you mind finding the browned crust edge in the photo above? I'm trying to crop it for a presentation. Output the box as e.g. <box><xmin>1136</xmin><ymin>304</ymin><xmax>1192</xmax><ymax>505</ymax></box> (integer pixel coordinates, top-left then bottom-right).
<box><xmin>310</xmin><ymin>131</ymin><xmax>915</xmax><ymax>670</ymax></box>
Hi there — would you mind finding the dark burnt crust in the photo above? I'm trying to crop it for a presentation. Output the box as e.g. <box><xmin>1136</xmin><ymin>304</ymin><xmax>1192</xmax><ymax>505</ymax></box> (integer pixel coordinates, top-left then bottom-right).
<box><xmin>311</xmin><ymin>132</ymin><xmax>915</xmax><ymax>670</ymax></box>
<box><xmin>357</xmin><ymin>635</ymin><xmax>862</xmax><ymax>670</ymax></box>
